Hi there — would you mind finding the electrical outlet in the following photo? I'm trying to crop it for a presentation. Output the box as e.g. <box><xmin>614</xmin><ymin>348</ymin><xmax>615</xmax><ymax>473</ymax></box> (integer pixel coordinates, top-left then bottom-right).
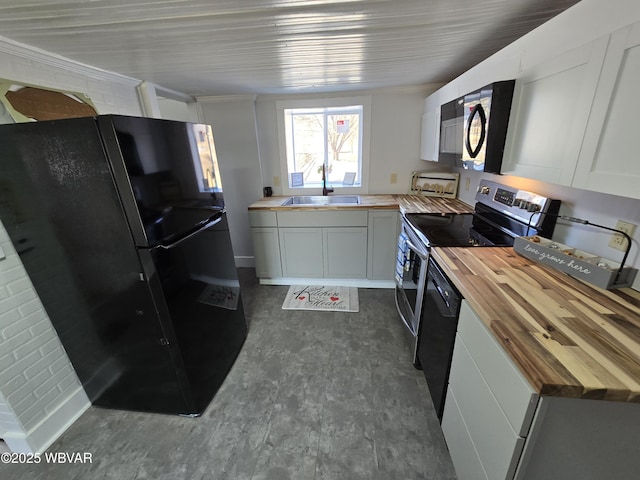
<box><xmin>273</xmin><ymin>176</ymin><xmax>281</xmax><ymax>187</ymax></box>
<box><xmin>608</xmin><ymin>220</ymin><xmax>636</xmax><ymax>252</ymax></box>
<box><xmin>390</xmin><ymin>173</ymin><xmax>398</xmax><ymax>184</ymax></box>
<box><xmin>465</xmin><ymin>177</ymin><xmax>471</xmax><ymax>191</ymax></box>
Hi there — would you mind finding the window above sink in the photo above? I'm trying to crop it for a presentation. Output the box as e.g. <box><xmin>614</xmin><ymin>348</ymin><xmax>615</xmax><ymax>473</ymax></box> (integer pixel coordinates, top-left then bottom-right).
<box><xmin>276</xmin><ymin>95</ymin><xmax>371</xmax><ymax>196</ymax></box>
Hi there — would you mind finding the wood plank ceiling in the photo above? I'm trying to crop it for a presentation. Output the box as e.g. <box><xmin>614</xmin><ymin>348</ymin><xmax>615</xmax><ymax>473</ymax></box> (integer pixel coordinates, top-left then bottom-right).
<box><xmin>0</xmin><ymin>0</ymin><xmax>580</xmax><ymax>96</ymax></box>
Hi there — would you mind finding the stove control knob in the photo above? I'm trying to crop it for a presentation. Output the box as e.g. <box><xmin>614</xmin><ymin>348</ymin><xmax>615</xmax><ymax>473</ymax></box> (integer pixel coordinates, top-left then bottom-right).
<box><xmin>479</xmin><ymin>185</ymin><xmax>490</xmax><ymax>195</ymax></box>
<box><xmin>527</xmin><ymin>203</ymin><xmax>540</xmax><ymax>212</ymax></box>
<box><xmin>519</xmin><ymin>201</ymin><xmax>530</xmax><ymax>210</ymax></box>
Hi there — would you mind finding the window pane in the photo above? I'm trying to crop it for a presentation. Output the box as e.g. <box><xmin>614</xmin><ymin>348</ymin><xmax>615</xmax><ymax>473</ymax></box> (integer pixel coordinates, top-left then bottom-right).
<box><xmin>191</xmin><ymin>124</ymin><xmax>222</xmax><ymax>192</ymax></box>
<box><xmin>327</xmin><ymin>113</ymin><xmax>360</xmax><ymax>184</ymax></box>
<box><xmin>291</xmin><ymin>113</ymin><xmax>325</xmax><ymax>185</ymax></box>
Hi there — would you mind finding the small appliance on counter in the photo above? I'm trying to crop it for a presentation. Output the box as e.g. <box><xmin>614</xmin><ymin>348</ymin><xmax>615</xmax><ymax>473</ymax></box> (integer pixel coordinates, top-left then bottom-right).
<box><xmin>395</xmin><ymin>179</ymin><xmax>560</xmax><ymax>421</ymax></box>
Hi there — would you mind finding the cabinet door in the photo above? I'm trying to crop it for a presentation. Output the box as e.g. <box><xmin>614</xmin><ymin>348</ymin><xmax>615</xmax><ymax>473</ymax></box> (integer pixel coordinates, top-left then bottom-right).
<box><xmin>573</xmin><ymin>22</ymin><xmax>640</xmax><ymax>199</ymax></box>
<box><xmin>442</xmin><ymin>388</ymin><xmax>489</xmax><ymax>480</ymax></box>
<box><xmin>420</xmin><ymin>110</ymin><xmax>439</xmax><ymax>161</ymax></box>
<box><xmin>501</xmin><ymin>37</ymin><xmax>608</xmax><ymax>185</ymax></box>
<box><xmin>251</xmin><ymin>227</ymin><xmax>282</xmax><ymax>278</ymax></box>
<box><xmin>422</xmin><ymin>93</ymin><xmax>447</xmax><ymax>161</ymax></box>
<box><xmin>279</xmin><ymin>228</ymin><xmax>323</xmax><ymax>277</ymax></box>
<box><xmin>367</xmin><ymin>210</ymin><xmax>398</xmax><ymax>280</ymax></box>
<box><xmin>323</xmin><ymin>227</ymin><xmax>368</xmax><ymax>278</ymax></box>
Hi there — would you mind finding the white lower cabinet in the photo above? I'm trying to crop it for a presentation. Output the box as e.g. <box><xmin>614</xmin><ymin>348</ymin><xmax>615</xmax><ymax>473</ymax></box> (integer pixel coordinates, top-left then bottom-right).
<box><xmin>443</xmin><ymin>300</ymin><xmax>640</xmax><ymax>480</ymax></box>
<box><xmin>443</xmin><ymin>300</ymin><xmax>538</xmax><ymax>480</ymax></box>
<box><xmin>442</xmin><ymin>388</ymin><xmax>488</xmax><ymax>480</ymax></box>
<box><xmin>250</xmin><ymin>208</ymin><xmax>397</xmax><ymax>283</ymax></box>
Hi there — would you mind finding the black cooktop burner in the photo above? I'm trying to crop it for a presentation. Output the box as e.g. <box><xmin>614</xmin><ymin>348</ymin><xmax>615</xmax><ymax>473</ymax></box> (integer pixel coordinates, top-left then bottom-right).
<box><xmin>406</xmin><ymin>213</ymin><xmax>474</xmax><ymax>246</ymax></box>
<box><xmin>405</xmin><ymin>211</ymin><xmax>516</xmax><ymax>248</ymax></box>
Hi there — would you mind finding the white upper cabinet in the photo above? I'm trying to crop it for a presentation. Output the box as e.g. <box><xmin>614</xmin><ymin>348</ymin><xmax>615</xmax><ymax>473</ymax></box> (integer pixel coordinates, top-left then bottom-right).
<box><xmin>501</xmin><ymin>37</ymin><xmax>608</xmax><ymax>185</ymax></box>
<box><xmin>573</xmin><ymin>22</ymin><xmax>640</xmax><ymax>199</ymax></box>
<box><xmin>420</xmin><ymin>95</ymin><xmax>441</xmax><ymax>161</ymax></box>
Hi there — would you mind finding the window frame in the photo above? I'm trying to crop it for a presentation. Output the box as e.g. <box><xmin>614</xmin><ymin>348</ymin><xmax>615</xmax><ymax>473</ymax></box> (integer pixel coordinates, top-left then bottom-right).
<box><xmin>276</xmin><ymin>95</ymin><xmax>371</xmax><ymax>195</ymax></box>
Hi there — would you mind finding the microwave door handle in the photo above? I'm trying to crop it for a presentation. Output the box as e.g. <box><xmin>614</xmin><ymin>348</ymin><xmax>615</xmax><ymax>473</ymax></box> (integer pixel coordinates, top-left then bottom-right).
<box><xmin>144</xmin><ymin>210</ymin><xmax>224</xmax><ymax>250</ymax></box>
<box><xmin>465</xmin><ymin>103</ymin><xmax>487</xmax><ymax>158</ymax></box>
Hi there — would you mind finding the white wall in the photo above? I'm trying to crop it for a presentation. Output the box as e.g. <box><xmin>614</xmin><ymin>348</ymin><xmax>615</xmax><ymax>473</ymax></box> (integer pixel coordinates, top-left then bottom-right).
<box><xmin>428</xmin><ymin>0</ymin><xmax>640</xmax><ymax>289</ymax></box>
<box><xmin>158</xmin><ymin>97</ymin><xmax>199</xmax><ymax>123</ymax></box>
<box><xmin>0</xmin><ymin>36</ymin><xmax>144</xmax><ymax>453</ymax></box>
<box><xmin>198</xmin><ymin>96</ymin><xmax>265</xmax><ymax>267</ymax></box>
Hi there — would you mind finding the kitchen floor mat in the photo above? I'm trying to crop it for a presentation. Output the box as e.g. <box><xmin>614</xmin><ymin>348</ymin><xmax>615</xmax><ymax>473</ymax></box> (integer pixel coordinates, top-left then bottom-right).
<box><xmin>281</xmin><ymin>285</ymin><xmax>359</xmax><ymax>312</ymax></box>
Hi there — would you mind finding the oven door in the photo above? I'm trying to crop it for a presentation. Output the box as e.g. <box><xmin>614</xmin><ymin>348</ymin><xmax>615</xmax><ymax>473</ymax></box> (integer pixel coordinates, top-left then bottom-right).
<box><xmin>395</xmin><ymin>222</ymin><xmax>429</xmax><ymax>366</ymax></box>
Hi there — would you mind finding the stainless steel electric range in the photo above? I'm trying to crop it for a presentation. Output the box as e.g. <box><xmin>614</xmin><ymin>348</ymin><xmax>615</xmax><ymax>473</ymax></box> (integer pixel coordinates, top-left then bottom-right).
<box><xmin>395</xmin><ymin>179</ymin><xmax>561</xmax><ymax>368</ymax></box>
<box><xmin>395</xmin><ymin>179</ymin><xmax>561</xmax><ymax>420</ymax></box>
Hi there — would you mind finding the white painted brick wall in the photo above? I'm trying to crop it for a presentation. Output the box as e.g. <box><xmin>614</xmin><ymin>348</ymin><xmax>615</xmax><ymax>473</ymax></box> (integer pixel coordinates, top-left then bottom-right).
<box><xmin>0</xmin><ymin>35</ymin><xmax>147</xmax><ymax>450</ymax></box>
<box><xmin>0</xmin><ymin>223</ymin><xmax>85</xmax><ymax>434</ymax></box>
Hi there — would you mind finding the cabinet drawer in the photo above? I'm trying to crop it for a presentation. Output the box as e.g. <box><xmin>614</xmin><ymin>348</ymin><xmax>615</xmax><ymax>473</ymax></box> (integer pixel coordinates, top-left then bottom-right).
<box><xmin>447</xmin><ymin>336</ymin><xmax>526</xmax><ymax>480</ymax></box>
<box><xmin>442</xmin><ymin>388</ymin><xmax>489</xmax><ymax>480</ymax></box>
<box><xmin>277</xmin><ymin>210</ymin><xmax>368</xmax><ymax>227</ymax></box>
<box><xmin>458</xmin><ymin>301</ymin><xmax>538</xmax><ymax>436</ymax></box>
<box><xmin>248</xmin><ymin>210</ymin><xmax>277</xmax><ymax>227</ymax></box>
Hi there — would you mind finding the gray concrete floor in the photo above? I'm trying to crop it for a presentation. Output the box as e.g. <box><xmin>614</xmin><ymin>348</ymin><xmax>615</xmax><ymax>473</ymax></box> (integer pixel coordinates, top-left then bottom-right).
<box><xmin>0</xmin><ymin>269</ymin><xmax>456</xmax><ymax>479</ymax></box>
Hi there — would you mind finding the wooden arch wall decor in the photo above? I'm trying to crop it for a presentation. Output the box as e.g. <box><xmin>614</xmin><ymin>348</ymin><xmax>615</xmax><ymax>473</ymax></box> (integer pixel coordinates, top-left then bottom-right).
<box><xmin>0</xmin><ymin>79</ymin><xmax>98</xmax><ymax>122</ymax></box>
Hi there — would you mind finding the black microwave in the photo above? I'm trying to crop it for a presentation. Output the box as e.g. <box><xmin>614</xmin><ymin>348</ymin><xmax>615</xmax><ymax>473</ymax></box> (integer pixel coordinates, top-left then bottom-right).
<box><xmin>438</xmin><ymin>80</ymin><xmax>515</xmax><ymax>174</ymax></box>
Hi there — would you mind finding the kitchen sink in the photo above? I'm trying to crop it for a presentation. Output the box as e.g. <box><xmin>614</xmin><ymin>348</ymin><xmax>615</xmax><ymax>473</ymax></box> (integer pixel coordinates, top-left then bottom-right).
<box><xmin>281</xmin><ymin>195</ymin><xmax>361</xmax><ymax>206</ymax></box>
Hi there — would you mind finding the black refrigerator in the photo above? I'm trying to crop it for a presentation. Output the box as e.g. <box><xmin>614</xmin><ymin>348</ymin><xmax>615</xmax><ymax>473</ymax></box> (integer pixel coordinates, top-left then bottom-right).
<box><xmin>0</xmin><ymin>115</ymin><xmax>248</xmax><ymax>416</ymax></box>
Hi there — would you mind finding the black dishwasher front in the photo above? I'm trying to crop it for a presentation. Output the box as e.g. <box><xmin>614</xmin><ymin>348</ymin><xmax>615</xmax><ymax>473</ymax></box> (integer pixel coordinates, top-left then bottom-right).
<box><xmin>416</xmin><ymin>256</ymin><xmax>462</xmax><ymax>422</ymax></box>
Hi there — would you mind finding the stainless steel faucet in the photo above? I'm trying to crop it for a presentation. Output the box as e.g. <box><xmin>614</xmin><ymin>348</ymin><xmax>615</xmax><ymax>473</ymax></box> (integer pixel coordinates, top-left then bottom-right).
<box><xmin>322</xmin><ymin>164</ymin><xmax>334</xmax><ymax>196</ymax></box>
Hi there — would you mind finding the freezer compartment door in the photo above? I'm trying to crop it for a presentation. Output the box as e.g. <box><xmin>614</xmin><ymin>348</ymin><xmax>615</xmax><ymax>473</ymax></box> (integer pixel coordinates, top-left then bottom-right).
<box><xmin>97</xmin><ymin>115</ymin><xmax>224</xmax><ymax>247</ymax></box>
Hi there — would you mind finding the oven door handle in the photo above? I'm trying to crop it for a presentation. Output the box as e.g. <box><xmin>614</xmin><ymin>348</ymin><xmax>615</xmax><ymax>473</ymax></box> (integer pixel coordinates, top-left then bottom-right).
<box><xmin>394</xmin><ymin>288</ymin><xmax>417</xmax><ymax>336</ymax></box>
<box><xmin>405</xmin><ymin>238</ymin><xmax>428</xmax><ymax>260</ymax></box>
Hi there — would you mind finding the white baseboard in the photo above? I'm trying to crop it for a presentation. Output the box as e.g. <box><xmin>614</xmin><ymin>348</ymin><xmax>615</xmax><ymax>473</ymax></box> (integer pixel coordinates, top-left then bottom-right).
<box><xmin>258</xmin><ymin>277</ymin><xmax>395</xmax><ymax>289</ymax></box>
<box><xmin>235</xmin><ymin>256</ymin><xmax>255</xmax><ymax>268</ymax></box>
<box><xmin>3</xmin><ymin>387</ymin><xmax>90</xmax><ymax>454</ymax></box>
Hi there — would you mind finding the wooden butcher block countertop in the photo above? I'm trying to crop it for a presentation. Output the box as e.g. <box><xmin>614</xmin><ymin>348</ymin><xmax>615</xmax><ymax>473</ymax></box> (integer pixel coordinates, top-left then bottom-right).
<box><xmin>395</xmin><ymin>195</ymin><xmax>474</xmax><ymax>215</ymax></box>
<box><xmin>431</xmin><ymin>246</ymin><xmax>640</xmax><ymax>403</ymax></box>
<box><xmin>248</xmin><ymin>194</ymin><xmax>398</xmax><ymax>210</ymax></box>
<box><xmin>249</xmin><ymin>194</ymin><xmax>474</xmax><ymax>214</ymax></box>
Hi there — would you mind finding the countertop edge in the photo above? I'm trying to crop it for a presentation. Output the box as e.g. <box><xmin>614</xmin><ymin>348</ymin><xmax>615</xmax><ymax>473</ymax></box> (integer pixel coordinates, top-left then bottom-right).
<box><xmin>248</xmin><ymin>194</ymin><xmax>474</xmax><ymax>214</ymax></box>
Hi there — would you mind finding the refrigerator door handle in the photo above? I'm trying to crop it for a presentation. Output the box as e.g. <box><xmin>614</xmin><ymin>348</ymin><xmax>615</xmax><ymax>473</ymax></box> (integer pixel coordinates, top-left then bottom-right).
<box><xmin>142</xmin><ymin>210</ymin><xmax>225</xmax><ymax>251</ymax></box>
